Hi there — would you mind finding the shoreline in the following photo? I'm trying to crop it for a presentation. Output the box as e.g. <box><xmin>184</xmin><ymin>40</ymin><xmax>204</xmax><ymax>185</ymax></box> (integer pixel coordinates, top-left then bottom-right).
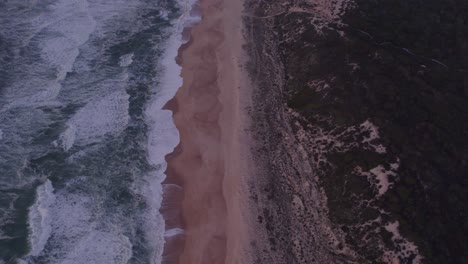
<box><xmin>161</xmin><ymin>0</ymin><xmax>249</xmax><ymax>263</ymax></box>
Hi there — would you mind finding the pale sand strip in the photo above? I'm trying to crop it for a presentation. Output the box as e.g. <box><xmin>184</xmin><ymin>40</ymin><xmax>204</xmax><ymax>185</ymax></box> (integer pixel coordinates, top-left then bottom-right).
<box><xmin>163</xmin><ymin>0</ymin><xmax>250</xmax><ymax>263</ymax></box>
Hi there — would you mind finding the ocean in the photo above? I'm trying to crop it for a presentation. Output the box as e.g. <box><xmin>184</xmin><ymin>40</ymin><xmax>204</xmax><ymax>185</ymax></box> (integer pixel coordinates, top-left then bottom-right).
<box><xmin>0</xmin><ymin>0</ymin><xmax>198</xmax><ymax>263</ymax></box>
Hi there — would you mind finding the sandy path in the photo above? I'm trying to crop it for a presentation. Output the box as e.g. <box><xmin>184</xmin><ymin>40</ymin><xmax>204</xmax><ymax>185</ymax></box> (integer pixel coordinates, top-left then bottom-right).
<box><xmin>162</xmin><ymin>0</ymin><xmax>249</xmax><ymax>263</ymax></box>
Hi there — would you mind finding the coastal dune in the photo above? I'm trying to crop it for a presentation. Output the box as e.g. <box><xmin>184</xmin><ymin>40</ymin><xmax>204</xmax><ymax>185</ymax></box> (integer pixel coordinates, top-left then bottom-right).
<box><xmin>162</xmin><ymin>0</ymin><xmax>249</xmax><ymax>263</ymax></box>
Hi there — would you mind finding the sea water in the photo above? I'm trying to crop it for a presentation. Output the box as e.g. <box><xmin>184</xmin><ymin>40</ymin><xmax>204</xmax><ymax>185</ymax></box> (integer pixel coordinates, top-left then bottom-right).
<box><xmin>0</xmin><ymin>0</ymin><xmax>198</xmax><ymax>263</ymax></box>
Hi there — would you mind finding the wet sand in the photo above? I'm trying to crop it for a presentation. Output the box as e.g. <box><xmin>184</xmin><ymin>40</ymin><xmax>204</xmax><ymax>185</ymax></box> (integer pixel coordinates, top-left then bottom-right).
<box><xmin>162</xmin><ymin>0</ymin><xmax>249</xmax><ymax>263</ymax></box>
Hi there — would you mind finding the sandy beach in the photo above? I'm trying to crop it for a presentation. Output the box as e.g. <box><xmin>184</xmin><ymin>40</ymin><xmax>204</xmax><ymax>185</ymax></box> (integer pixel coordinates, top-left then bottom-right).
<box><xmin>158</xmin><ymin>0</ymin><xmax>467</xmax><ymax>262</ymax></box>
<box><xmin>162</xmin><ymin>0</ymin><xmax>249</xmax><ymax>263</ymax></box>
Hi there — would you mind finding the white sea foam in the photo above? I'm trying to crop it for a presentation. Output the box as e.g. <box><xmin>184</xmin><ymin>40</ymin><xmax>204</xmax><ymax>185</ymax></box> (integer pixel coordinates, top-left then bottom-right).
<box><xmin>58</xmin><ymin>90</ymin><xmax>130</xmax><ymax>150</ymax></box>
<box><xmin>2</xmin><ymin>0</ymin><xmax>97</xmax><ymax>111</ymax></box>
<box><xmin>59</xmin><ymin>231</ymin><xmax>133</xmax><ymax>264</ymax></box>
<box><xmin>119</xmin><ymin>53</ymin><xmax>134</xmax><ymax>67</ymax></box>
<box><xmin>42</xmin><ymin>192</ymin><xmax>93</xmax><ymax>248</ymax></box>
<box><xmin>165</xmin><ymin>228</ymin><xmax>184</xmax><ymax>238</ymax></box>
<box><xmin>25</xmin><ymin>187</ymin><xmax>134</xmax><ymax>264</ymax></box>
<box><xmin>28</xmin><ymin>180</ymin><xmax>56</xmax><ymax>256</ymax></box>
<box><xmin>39</xmin><ymin>0</ymin><xmax>96</xmax><ymax>100</ymax></box>
<box><xmin>160</xmin><ymin>10</ymin><xmax>169</xmax><ymax>20</ymax></box>
<box><xmin>143</xmin><ymin>0</ymin><xmax>201</xmax><ymax>262</ymax></box>
<box><xmin>58</xmin><ymin>125</ymin><xmax>77</xmax><ymax>151</ymax></box>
